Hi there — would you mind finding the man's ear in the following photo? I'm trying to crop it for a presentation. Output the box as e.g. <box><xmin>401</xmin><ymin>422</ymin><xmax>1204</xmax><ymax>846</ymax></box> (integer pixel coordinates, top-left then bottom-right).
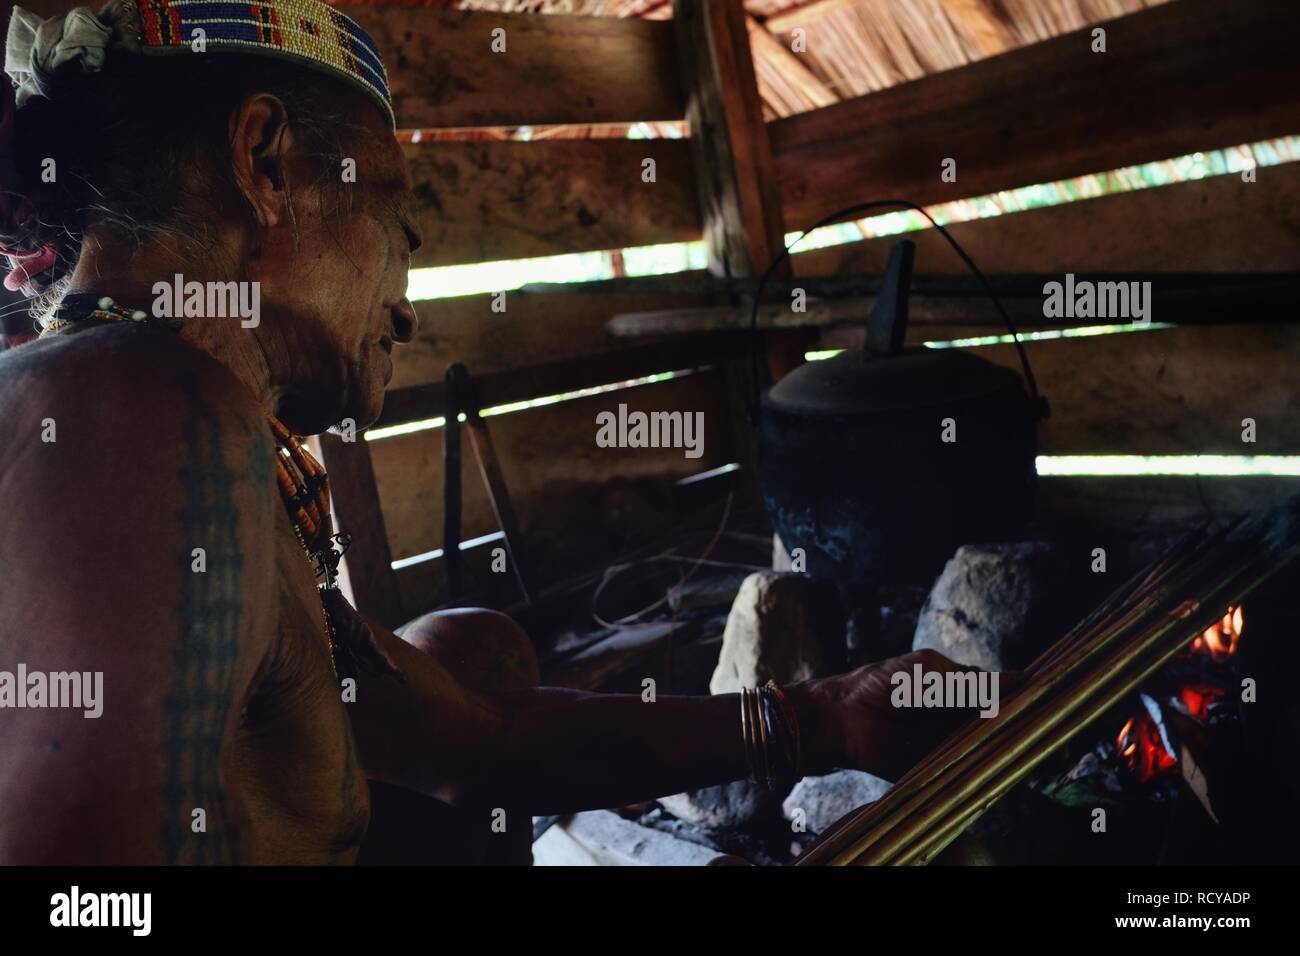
<box><xmin>229</xmin><ymin>93</ymin><xmax>295</xmax><ymax>229</ymax></box>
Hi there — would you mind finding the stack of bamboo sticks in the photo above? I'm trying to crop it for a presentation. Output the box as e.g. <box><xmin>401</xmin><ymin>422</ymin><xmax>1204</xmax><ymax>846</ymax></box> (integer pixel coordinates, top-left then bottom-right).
<box><xmin>798</xmin><ymin>495</ymin><xmax>1300</xmax><ymax>866</ymax></box>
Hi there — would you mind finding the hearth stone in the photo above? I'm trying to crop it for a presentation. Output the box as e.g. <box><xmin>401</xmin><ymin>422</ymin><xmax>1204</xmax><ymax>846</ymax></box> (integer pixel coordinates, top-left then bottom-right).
<box><xmin>659</xmin><ymin>571</ymin><xmax>843</xmax><ymax>827</ymax></box>
<box><xmin>532</xmin><ymin>810</ymin><xmax>747</xmax><ymax>865</ymax></box>
<box><xmin>783</xmin><ymin>770</ymin><xmax>893</xmax><ymax>835</ymax></box>
<box><xmin>912</xmin><ymin>542</ymin><xmax>1060</xmax><ymax>671</ymax></box>
<box><xmin>658</xmin><ymin>779</ymin><xmax>781</xmax><ymax>829</ymax></box>
<box><xmin>709</xmin><ymin>570</ymin><xmax>845</xmax><ymax>694</ymax></box>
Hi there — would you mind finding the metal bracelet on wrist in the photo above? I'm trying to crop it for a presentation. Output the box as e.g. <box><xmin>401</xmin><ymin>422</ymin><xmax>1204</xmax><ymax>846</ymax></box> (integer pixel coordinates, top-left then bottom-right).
<box><xmin>740</xmin><ymin>682</ymin><xmax>802</xmax><ymax>791</ymax></box>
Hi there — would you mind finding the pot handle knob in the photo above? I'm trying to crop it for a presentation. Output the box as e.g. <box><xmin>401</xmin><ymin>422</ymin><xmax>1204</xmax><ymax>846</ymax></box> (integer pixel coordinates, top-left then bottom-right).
<box><xmin>865</xmin><ymin>239</ymin><xmax>914</xmax><ymax>355</ymax></box>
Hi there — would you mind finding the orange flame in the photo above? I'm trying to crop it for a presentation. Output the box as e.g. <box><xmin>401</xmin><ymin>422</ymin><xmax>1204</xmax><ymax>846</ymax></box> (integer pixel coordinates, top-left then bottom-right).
<box><xmin>1116</xmin><ymin>713</ymin><xmax>1178</xmax><ymax>783</ymax></box>
<box><xmin>1115</xmin><ymin>606</ymin><xmax>1243</xmax><ymax>783</ymax></box>
<box><xmin>1189</xmin><ymin>605</ymin><xmax>1243</xmax><ymax>663</ymax></box>
<box><xmin>1118</xmin><ymin>717</ymin><xmax>1137</xmax><ymax>759</ymax></box>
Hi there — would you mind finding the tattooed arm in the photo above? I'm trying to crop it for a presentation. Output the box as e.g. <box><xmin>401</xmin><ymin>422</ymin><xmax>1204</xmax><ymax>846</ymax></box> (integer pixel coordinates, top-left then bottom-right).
<box><xmin>0</xmin><ymin>329</ymin><xmax>279</xmax><ymax>864</ymax></box>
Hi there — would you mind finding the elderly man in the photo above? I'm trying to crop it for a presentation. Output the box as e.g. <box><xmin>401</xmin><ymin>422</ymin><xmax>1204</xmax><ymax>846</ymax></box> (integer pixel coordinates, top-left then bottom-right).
<box><xmin>0</xmin><ymin>0</ymin><xmax>976</xmax><ymax>865</ymax></box>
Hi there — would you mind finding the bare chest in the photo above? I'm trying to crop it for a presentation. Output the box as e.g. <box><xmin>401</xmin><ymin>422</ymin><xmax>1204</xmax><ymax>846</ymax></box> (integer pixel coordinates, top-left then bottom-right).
<box><xmin>227</xmin><ymin>532</ymin><xmax>370</xmax><ymax>863</ymax></box>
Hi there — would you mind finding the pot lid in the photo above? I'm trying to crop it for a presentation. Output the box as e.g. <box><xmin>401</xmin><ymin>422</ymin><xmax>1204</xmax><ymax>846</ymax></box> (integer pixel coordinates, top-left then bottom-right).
<box><xmin>763</xmin><ymin>345</ymin><xmax>1027</xmax><ymax>417</ymax></box>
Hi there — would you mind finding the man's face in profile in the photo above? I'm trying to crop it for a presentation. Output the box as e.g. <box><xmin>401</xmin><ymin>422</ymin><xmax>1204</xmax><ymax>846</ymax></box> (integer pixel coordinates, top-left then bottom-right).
<box><xmin>264</xmin><ymin>104</ymin><xmax>419</xmax><ymax>435</ymax></box>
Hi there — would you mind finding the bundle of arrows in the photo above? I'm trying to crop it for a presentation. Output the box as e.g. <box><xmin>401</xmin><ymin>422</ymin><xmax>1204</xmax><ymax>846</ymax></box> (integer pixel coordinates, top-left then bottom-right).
<box><xmin>798</xmin><ymin>495</ymin><xmax>1300</xmax><ymax>866</ymax></box>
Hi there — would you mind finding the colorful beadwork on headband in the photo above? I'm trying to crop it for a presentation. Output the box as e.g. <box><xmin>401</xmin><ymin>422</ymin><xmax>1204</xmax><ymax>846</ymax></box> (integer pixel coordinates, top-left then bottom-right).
<box><xmin>118</xmin><ymin>0</ymin><xmax>394</xmax><ymax>129</ymax></box>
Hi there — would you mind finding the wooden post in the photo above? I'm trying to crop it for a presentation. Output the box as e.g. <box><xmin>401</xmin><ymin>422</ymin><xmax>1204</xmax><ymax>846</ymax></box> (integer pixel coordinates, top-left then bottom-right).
<box><xmin>446</xmin><ymin>363</ymin><xmax>534</xmax><ymax>607</ymax></box>
<box><xmin>672</xmin><ymin>0</ymin><xmax>807</xmax><ymax>480</ymax></box>
<box><xmin>443</xmin><ymin>366</ymin><xmax>464</xmax><ymax>601</ymax></box>
<box><xmin>464</xmin><ymin>415</ymin><xmax>534</xmax><ymax>608</ymax></box>
<box><xmin>673</xmin><ymin>0</ymin><xmax>787</xmax><ymax>283</ymax></box>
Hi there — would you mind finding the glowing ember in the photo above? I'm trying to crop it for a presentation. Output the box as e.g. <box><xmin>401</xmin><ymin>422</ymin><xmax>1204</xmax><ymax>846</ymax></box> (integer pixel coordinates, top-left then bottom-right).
<box><xmin>1114</xmin><ymin>605</ymin><xmax>1244</xmax><ymax>784</ymax></box>
<box><xmin>1176</xmin><ymin>683</ymin><xmax>1226</xmax><ymax>723</ymax></box>
<box><xmin>1188</xmin><ymin>605</ymin><xmax>1243</xmax><ymax>662</ymax></box>
<box><xmin>1116</xmin><ymin>714</ymin><xmax>1178</xmax><ymax>783</ymax></box>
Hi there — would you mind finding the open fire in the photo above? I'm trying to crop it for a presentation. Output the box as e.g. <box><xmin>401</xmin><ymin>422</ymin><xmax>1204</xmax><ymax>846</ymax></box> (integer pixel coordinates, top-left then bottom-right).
<box><xmin>1117</xmin><ymin>713</ymin><xmax>1179</xmax><ymax>784</ymax></box>
<box><xmin>1114</xmin><ymin>605</ymin><xmax>1242</xmax><ymax>783</ymax></box>
<box><xmin>1188</xmin><ymin>605</ymin><xmax>1244</xmax><ymax>663</ymax></box>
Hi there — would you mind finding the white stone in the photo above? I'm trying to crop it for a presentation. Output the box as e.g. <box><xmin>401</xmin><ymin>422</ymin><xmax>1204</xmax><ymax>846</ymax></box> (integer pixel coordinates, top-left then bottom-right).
<box><xmin>658</xmin><ymin>779</ymin><xmax>776</xmax><ymax>829</ymax></box>
<box><xmin>533</xmin><ymin>811</ymin><xmax>746</xmax><ymax>866</ymax></box>
<box><xmin>709</xmin><ymin>570</ymin><xmax>844</xmax><ymax>694</ymax></box>
<box><xmin>912</xmin><ymin>542</ymin><xmax>1056</xmax><ymax>671</ymax></box>
<box><xmin>783</xmin><ymin>770</ymin><xmax>893</xmax><ymax>835</ymax></box>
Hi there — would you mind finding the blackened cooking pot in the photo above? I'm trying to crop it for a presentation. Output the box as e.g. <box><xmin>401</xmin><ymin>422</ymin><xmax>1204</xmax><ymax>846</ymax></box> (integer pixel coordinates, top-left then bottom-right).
<box><xmin>758</xmin><ymin>241</ymin><xmax>1038</xmax><ymax>642</ymax></box>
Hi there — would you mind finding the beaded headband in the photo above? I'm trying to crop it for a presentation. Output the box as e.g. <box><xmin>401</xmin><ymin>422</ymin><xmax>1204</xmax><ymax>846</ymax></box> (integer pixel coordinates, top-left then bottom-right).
<box><xmin>5</xmin><ymin>0</ymin><xmax>394</xmax><ymax>129</ymax></box>
<box><xmin>119</xmin><ymin>0</ymin><xmax>394</xmax><ymax>129</ymax></box>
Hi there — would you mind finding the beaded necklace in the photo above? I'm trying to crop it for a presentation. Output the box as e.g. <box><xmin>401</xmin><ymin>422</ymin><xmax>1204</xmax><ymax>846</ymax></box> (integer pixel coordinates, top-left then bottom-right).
<box><xmin>44</xmin><ymin>294</ymin><xmax>362</xmax><ymax>681</ymax></box>
<box><xmin>266</xmin><ymin>413</ymin><xmax>347</xmax><ymax>680</ymax></box>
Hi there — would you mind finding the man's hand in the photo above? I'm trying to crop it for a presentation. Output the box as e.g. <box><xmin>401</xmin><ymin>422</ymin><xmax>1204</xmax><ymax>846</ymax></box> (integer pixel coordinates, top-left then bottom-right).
<box><xmin>795</xmin><ymin>650</ymin><xmax>1006</xmax><ymax>782</ymax></box>
<box><xmin>352</xmin><ymin>611</ymin><xmax>1004</xmax><ymax>814</ymax></box>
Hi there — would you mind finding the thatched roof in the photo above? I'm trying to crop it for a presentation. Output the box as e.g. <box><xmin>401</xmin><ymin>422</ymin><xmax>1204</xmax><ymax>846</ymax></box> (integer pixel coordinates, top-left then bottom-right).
<box><xmin>13</xmin><ymin>0</ymin><xmax>1179</xmax><ymax>125</ymax></box>
<box><xmin>449</xmin><ymin>0</ymin><xmax>1173</xmax><ymax>120</ymax></box>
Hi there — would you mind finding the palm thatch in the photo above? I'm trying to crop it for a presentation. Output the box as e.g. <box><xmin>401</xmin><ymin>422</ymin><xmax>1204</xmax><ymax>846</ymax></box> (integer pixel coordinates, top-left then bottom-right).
<box><xmin>448</xmin><ymin>0</ymin><xmax>1174</xmax><ymax>119</ymax></box>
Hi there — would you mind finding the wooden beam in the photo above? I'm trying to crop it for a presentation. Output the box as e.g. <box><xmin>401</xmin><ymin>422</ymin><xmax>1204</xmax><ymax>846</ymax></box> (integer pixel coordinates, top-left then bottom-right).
<box><xmin>393</xmin><ymin>287</ymin><xmax>718</xmax><ymax>389</ymax></box>
<box><xmin>605</xmin><ymin>275</ymin><xmax>1300</xmax><ymax>337</ymax></box>
<box><xmin>339</xmin><ymin>6</ymin><xmax>684</xmax><ymax>129</ymax></box>
<box><xmin>406</xmin><ymin>138</ymin><xmax>699</xmax><ymax>268</ymax></box>
<box><xmin>794</xmin><ymin>166</ymin><xmax>1300</xmax><ymax>278</ymax></box>
<box><xmin>1037</xmin><ymin>475</ymin><xmax>1300</xmax><ymax>537</ymax></box>
<box><xmin>377</xmin><ymin>336</ymin><xmax>744</xmax><ymax>430</ymax></box>
<box><xmin>318</xmin><ymin>432</ymin><xmax>406</xmax><ymax>629</ymax></box>
<box><xmin>771</xmin><ymin>0</ymin><xmax>1300</xmax><ymax>228</ymax></box>
<box><xmin>977</xmin><ymin>323</ymin><xmax>1300</xmax><ymax>456</ymax></box>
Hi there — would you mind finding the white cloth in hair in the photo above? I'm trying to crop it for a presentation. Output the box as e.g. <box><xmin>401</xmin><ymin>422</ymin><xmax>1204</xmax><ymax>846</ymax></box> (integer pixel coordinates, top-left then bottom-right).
<box><xmin>5</xmin><ymin>5</ymin><xmax>113</xmax><ymax>107</ymax></box>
